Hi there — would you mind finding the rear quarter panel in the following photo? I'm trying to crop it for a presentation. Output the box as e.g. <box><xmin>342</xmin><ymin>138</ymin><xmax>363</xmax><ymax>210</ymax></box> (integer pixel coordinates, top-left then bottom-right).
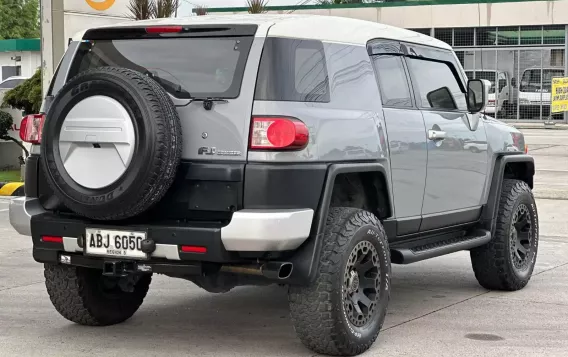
<box><xmin>249</xmin><ymin>42</ymin><xmax>388</xmax><ymax>163</ymax></box>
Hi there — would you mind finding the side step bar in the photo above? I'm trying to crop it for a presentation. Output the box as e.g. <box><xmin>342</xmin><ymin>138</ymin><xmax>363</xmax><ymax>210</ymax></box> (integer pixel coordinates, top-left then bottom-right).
<box><xmin>390</xmin><ymin>229</ymin><xmax>491</xmax><ymax>264</ymax></box>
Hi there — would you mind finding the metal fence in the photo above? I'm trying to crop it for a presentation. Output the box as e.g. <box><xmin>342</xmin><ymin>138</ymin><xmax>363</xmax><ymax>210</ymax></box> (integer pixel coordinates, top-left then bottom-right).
<box><xmin>456</xmin><ymin>48</ymin><xmax>565</xmax><ymax>121</ymax></box>
<box><xmin>411</xmin><ymin>25</ymin><xmax>567</xmax><ymax>121</ymax></box>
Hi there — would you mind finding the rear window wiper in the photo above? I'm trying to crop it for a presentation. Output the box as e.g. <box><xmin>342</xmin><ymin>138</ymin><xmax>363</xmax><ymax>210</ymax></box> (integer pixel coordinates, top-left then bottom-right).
<box><xmin>187</xmin><ymin>97</ymin><xmax>229</xmax><ymax>110</ymax></box>
<box><xmin>143</xmin><ymin>70</ymin><xmax>191</xmax><ymax>98</ymax></box>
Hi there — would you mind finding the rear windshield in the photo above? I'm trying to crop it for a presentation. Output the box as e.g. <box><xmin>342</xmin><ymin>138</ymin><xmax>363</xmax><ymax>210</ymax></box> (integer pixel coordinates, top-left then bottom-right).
<box><xmin>255</xmin><ymin>37</ymin><xmax>330</xmax><ymax>103</ymax></box>
<box><xmin>69</xmin><ymin>37</ymin><xmax>253</xmax><ymax>99</ymax></box>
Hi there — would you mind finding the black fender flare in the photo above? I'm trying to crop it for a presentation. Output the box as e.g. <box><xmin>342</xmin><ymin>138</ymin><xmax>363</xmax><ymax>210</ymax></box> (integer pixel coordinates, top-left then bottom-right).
<box><xmin>287</xmin><ymin>162</ymin><xmax>393</xmax><ymax>285</ymax></box>
<box><xmin>480</xmin><ymin>154</ymin><xmax>535</xmax><ymax>233</ymax></box>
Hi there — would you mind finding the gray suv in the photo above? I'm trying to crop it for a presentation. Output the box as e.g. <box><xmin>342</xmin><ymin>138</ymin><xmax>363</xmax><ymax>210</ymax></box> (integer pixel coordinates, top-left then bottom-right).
<box><xmin>10</xmin><ymin>15</ymin><xmax>537</xmax><ymax>356</ymax></box>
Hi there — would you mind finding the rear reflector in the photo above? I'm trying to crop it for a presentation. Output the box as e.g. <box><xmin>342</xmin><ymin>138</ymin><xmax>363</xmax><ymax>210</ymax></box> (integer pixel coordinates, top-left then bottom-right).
<box><xmin>181</xmin><ymin>245</ymin><xmax>207</xmax><ymax>254</ymax></box>
<box><xmin>250</xmin><ymin>117</ymin><xmax>309</xmax><ymax>150</ymax></box>
<box><xmin>42</xmin><ymin>236</ymin><xmax>63</xmax><ymax>244</ymax></box>
<box><xmin>19</xmin><ymin>114</ymin><xmax>45</xmax><ymax>144</ymax></box>
<box><xmin>145</xmin><ymin>26</ymin><xmax>183</xmax><ymax>34</ymax></box>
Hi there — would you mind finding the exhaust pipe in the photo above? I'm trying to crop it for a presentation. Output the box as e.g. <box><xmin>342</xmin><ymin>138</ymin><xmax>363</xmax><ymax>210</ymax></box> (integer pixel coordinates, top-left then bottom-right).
<box><xmin>220</xmin><ymin>262</ymin><xmax>293</xmax><ymax>280</ymax></box>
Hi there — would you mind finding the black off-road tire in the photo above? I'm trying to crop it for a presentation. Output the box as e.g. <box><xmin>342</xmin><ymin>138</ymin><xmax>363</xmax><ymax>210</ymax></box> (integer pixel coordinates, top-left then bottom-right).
<box><xmin>288</xmin><ymin>208</ymin><xmax>391</xmax><ymax>356</ymax></box>
<box><xmin>41</xmin><ymin>67</ymin><xmax>182</xmax><ymax>220</ymax></box>
<box><xmin>471</xmin><ymin>179</ymin><xmax>539</xmax><ymax>291</ymax></box>
<box><xmin>44</xmin><ymin>264</ymin><xmax>151</xmax><ymax>326</ymax></box>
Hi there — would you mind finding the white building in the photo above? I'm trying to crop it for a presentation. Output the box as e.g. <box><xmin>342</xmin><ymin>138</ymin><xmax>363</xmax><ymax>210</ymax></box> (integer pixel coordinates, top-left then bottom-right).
<box><xmin>42</xmin><ymin>0</ymin><xmax>132</xmax><ymax>93</ymax></box>
<box><xmin>0</xmin><ymin>39</ymin><xmax>40</xmax><ymax>170</ymax></box>
<box><xmin>0</xmin><ymin>39</ymin><xmax>40</xmax><ymax>81</ymax></box>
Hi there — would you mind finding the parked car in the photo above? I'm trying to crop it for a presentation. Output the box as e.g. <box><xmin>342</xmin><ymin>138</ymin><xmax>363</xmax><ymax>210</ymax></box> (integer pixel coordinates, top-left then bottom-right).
<box><xmin>518</xmin><ymin>66</ymin><xmax>564</xmax><ymax>118</ymax></box>
<box><xmin>0</xmin><ymin>76</ymin><xmax>28</xmax><ymax>89</ymax></box>
<box><xmin>10</xmin><ymin>15</ymin><xmax>537</xmax><ymax>356</ymax></box>
<box><xmin>465</xmin><ymin>69</ymin><xmax>515</xmax><ymax>117</ymax></box>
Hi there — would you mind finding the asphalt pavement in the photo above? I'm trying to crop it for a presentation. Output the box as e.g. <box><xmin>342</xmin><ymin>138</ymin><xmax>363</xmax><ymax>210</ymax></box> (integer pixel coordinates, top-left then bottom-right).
<box><xmin>1</xmin><ymin>128</ymin><xmax>568</xmax><ymax>357</ymax></box>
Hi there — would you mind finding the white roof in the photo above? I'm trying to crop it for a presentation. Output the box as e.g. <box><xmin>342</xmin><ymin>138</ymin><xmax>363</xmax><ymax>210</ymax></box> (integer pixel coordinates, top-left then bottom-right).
<box><xmin>73</xmin><ymin>14</ymin><xmax>451</xmax><ymax>49</ymax></box>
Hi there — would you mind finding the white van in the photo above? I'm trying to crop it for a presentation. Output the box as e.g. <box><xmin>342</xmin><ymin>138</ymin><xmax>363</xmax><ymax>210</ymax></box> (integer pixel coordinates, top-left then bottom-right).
<box><xmin>465</xmin><ymin>69</ymin><xmax>514</xmax><ymax>117</ymax></box>
<box><xmin>518</xmin><ymin>66</ymin><xmax>564</xmax><ymax>118</ymax></box>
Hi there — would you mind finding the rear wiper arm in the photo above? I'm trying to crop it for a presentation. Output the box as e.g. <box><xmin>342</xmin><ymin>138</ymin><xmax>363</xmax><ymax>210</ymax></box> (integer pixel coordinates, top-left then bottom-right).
<box><xmin>188</xmin><ymin>97</ymin><xmax>229</xmax><ymax>110</ymax></box>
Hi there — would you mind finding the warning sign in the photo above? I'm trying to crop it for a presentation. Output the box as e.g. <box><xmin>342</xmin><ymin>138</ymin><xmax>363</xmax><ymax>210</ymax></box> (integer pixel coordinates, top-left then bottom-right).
<box><xmin>551</xmin><ymin>77</ymin><xmax>568</xmax><ymax>113</ymax></box>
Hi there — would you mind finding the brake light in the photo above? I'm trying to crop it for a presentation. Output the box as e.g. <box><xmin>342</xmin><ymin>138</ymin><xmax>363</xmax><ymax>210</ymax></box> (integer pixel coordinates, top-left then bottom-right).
<box><xmin>42</xmin><ymin>236</ymin><xmax>63</xmax><ymax>244</ymax></box>
<box><xmin>145</xmin><ymin>26</ymin><xmax>183</xmax><ymax>34</ymax></box>
<box><xmin>19</xmin><ymin>114</ymin><xmax>45</xmax><ymax>144</ymax></box>
<box><xmin>250</xmin><ymin>117</ymin><xmax>309</xmax><ymax>150</ymax></box>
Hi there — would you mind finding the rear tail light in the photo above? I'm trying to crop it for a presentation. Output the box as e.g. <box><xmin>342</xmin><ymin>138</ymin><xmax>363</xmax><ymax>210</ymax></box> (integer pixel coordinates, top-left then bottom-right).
<box><xmin>250</xmin><ymin>117</ymin><xmax>309</xmax><ymax>150</ymax></box>
<box><xmin>41</xmin><ymin>236</ymin><xmax>63</xmax><ymax>244</ymax></box>
<box><xmin>180</xmin><ymin>245</ymin><xmax>207</xmax><ymax>254</ymax></box>
<box><xmin>145</xmin><ymin>26</ymin><xmax>183</xmax><ymax>34</ymax></box>
<box><xmin>19</xmin><ymin>114</ymin><xmax>45</xmax><ymax>144</ymax></box>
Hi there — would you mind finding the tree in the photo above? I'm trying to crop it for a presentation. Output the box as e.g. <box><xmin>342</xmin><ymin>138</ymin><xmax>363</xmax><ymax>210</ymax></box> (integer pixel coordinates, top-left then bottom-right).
<box><xmin>128</xmin><ymin>0</ymin><xmax>155</xmax><ymax>20</ymax></box>
<box><xmin>247</xmin><ymin>0</ymin><xmax>268</xmax><ymax>14</ymax></box>
<box><xmin>2</xmin><ymin>68</ymin><xmax>42</xmax><ymax>115</ymax></box>
<box><xmin>128</xmin><ymin>0</ymin><xmax>179</xmax><ymax>20</ymax></box>
<box><xmin>154</xmin><ymin>0</ymin><xmax>179</xmax><ymax>18</ymax></box>
<box><xmin>195</xmin><ymin>6</ymin><xmax>208</xmax><ymax>16</ymax></box>
<box><xmin>0</xmin><ymin>0</ymin><xmax>39</xmax><ymax>39</ymax></box>
<box><xmin>0</xmin><ymin>111</ymin><xmax>29</xmax><ymax>161</ymax></box>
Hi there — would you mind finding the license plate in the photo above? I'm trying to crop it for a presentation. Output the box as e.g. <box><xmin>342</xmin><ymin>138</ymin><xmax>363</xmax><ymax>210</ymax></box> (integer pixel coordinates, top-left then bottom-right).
<box><xmin>85</xmin><ymin>228</ymin><xmax>147</xmax><ymax>259</ymax></box>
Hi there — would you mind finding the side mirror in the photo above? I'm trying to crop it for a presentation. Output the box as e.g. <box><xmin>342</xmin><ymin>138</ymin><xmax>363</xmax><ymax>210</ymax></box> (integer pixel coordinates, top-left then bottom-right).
<box><xmin>511</xmin><ymin>77</ymin><xmax>517</xmax><ymax>88</ymax></box>
<box><xmin>466</xmin><ymin>79</ymin><xmax>490</xmax><ymax>113</ymax></box>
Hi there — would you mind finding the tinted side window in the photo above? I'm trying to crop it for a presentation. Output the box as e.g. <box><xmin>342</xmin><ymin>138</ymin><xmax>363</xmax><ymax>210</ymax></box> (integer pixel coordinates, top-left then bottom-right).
<box><xmin>255</xmin><ymin>37</ymin><xmax>330</xmax><ymax>102</ymax></box>
<box><xmin>373</xmin><ymin>55</ymin><xmax>412</xmax><ymax>107</ymax></box>
<box><xmin>407</xmin><ymin>58</ymin><xmax>467</xmax><ymax>111</ymax></box>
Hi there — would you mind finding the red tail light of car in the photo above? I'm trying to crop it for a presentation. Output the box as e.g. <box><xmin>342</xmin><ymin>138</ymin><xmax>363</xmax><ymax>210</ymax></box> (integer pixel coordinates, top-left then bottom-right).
<box><xmin>250</xmin><ymin>117</ymin><xmax>309</xmax><ymax>150</ymax></box>
<box><xmin>19</xmin><ymin>114</ymin><xmax>45</xmax><ymax>144</ymax></box>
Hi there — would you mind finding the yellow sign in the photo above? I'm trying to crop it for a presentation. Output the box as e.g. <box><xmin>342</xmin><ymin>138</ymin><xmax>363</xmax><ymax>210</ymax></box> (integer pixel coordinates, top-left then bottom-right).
<box><xmin>551</xmin><ymin>77</ymin><xmax>568</xmax><ymax>113</ymax></box>
<box><xmin>85</xmin><ymin>0</ymin><xmax>116</xmax><ymax>11</ymax></box>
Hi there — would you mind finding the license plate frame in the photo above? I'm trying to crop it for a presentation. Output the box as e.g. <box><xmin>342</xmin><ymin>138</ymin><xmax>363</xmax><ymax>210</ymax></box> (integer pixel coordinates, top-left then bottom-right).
<box><xmin>84</xmin><ymin>228</ymin><xmax>149</xmax><ymax>260</ymax></box>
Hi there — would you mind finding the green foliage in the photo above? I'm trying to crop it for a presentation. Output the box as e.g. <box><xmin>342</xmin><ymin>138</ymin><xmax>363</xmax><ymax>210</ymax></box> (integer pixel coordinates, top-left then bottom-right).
<box><xmin>0</xmin><ymin>0</ymin><xmax>39</xmax><ymax>40</ymax></box>
<box><xmin>2</xmin><ymin>68</ymin><xmax>42</xmax><ymax>114</ymax></box>
<box><xmin>128</xmin><ymin>0</ymin><xmax>179</xmax><ymax>20</ymax></box>
<box><xmin>0</xmin><ymin>111</ymin><xmax>13</xmax><ymax>138</ymax></box>
<box><xmin>128</xmin><ymin>0</ymin><xmax>155</xmax><ymax>20</ymax></box>
<box><xmin>0</xmin><ymin>110</ymin><xmax>28</xmax><ymax>160</ymax></box>
<box><xmin>195</xmin><ymin>5</ymin><xmax>208</xmax><ymax>16</ymax></box>
<box><xmin>154</xmin><ymin>0</ymin><xmax>179</xmax><ymax>18</ymax></box>
<box><xmin>247</xmin><ymin>0</ymin><xmax>268</xmax><ymax>13</ymax></box>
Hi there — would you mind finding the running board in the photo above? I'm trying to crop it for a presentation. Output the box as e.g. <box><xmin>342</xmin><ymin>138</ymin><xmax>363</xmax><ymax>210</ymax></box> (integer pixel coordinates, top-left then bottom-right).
<box><xmin>390</xmin><ymin>229</ymin><xmax>491</xmax><ymax>264</ymax></box>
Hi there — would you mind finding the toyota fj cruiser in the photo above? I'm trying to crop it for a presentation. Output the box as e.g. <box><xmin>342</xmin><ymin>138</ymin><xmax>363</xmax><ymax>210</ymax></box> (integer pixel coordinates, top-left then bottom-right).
<box><xmin>10</xmin><ymin>15</ymin><xmax>537</xmax><ymax>356</ymax></box>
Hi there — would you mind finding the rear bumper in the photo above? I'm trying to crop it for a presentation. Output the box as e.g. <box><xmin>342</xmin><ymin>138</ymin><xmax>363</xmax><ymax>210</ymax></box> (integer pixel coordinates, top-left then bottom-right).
<box><xmin>10</xmin><ymin>197</ymin><xmax>313</xmax><ymax>260</ymax></box>
<box><xmin>9</xmin><ymin>197</ymin><xmax>41</xmax><ymax>236</ymax></box>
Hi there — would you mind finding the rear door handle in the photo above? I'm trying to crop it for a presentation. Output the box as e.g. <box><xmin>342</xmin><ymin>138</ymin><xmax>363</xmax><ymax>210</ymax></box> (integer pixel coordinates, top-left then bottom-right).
<box><xmin>428</xmin><ymin>130</ymin><xmax>446</xmax><ymax>141</ymax></box>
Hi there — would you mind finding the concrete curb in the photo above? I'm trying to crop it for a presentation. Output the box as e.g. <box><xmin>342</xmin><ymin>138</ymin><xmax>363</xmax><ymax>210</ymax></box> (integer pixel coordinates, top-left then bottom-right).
<box><xmin>503</xmin><ymin>121</ymin><xmax>568</xmax><ymax>130</ymax></box>
<box><xmin>0</xmin><ymin>182</ymin><xmax>25</xmax><ymax>196</ymax></box>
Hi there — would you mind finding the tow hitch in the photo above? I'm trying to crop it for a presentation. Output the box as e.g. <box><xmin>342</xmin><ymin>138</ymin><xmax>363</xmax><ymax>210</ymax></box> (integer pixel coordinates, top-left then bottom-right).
<box><xmin>103</xmin><ymin>260</ymin><xmax>137</xmax><ymax>277</ymax></box>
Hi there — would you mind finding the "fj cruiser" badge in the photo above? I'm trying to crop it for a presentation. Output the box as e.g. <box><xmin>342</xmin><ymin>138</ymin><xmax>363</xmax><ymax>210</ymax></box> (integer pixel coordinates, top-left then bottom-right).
<box><xmin>198</xmin><ymin>147</ymin><xmax>242</xmax><ymax>156</ymax></box>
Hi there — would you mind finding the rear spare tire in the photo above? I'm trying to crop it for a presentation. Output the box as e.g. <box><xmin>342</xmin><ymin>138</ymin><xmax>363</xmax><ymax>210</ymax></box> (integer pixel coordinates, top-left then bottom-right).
<box><xmin>41</xmin><ymin>67</ymin><xmax>182</xmax><ymax>220</ymax></box>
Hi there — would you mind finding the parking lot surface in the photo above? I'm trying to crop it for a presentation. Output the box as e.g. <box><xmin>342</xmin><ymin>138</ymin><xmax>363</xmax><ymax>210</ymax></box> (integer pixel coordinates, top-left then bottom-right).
<box><xmin>1</xmin><ymin>128</ymin><xmax>568</xmax><ymax>357</ymax></box>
